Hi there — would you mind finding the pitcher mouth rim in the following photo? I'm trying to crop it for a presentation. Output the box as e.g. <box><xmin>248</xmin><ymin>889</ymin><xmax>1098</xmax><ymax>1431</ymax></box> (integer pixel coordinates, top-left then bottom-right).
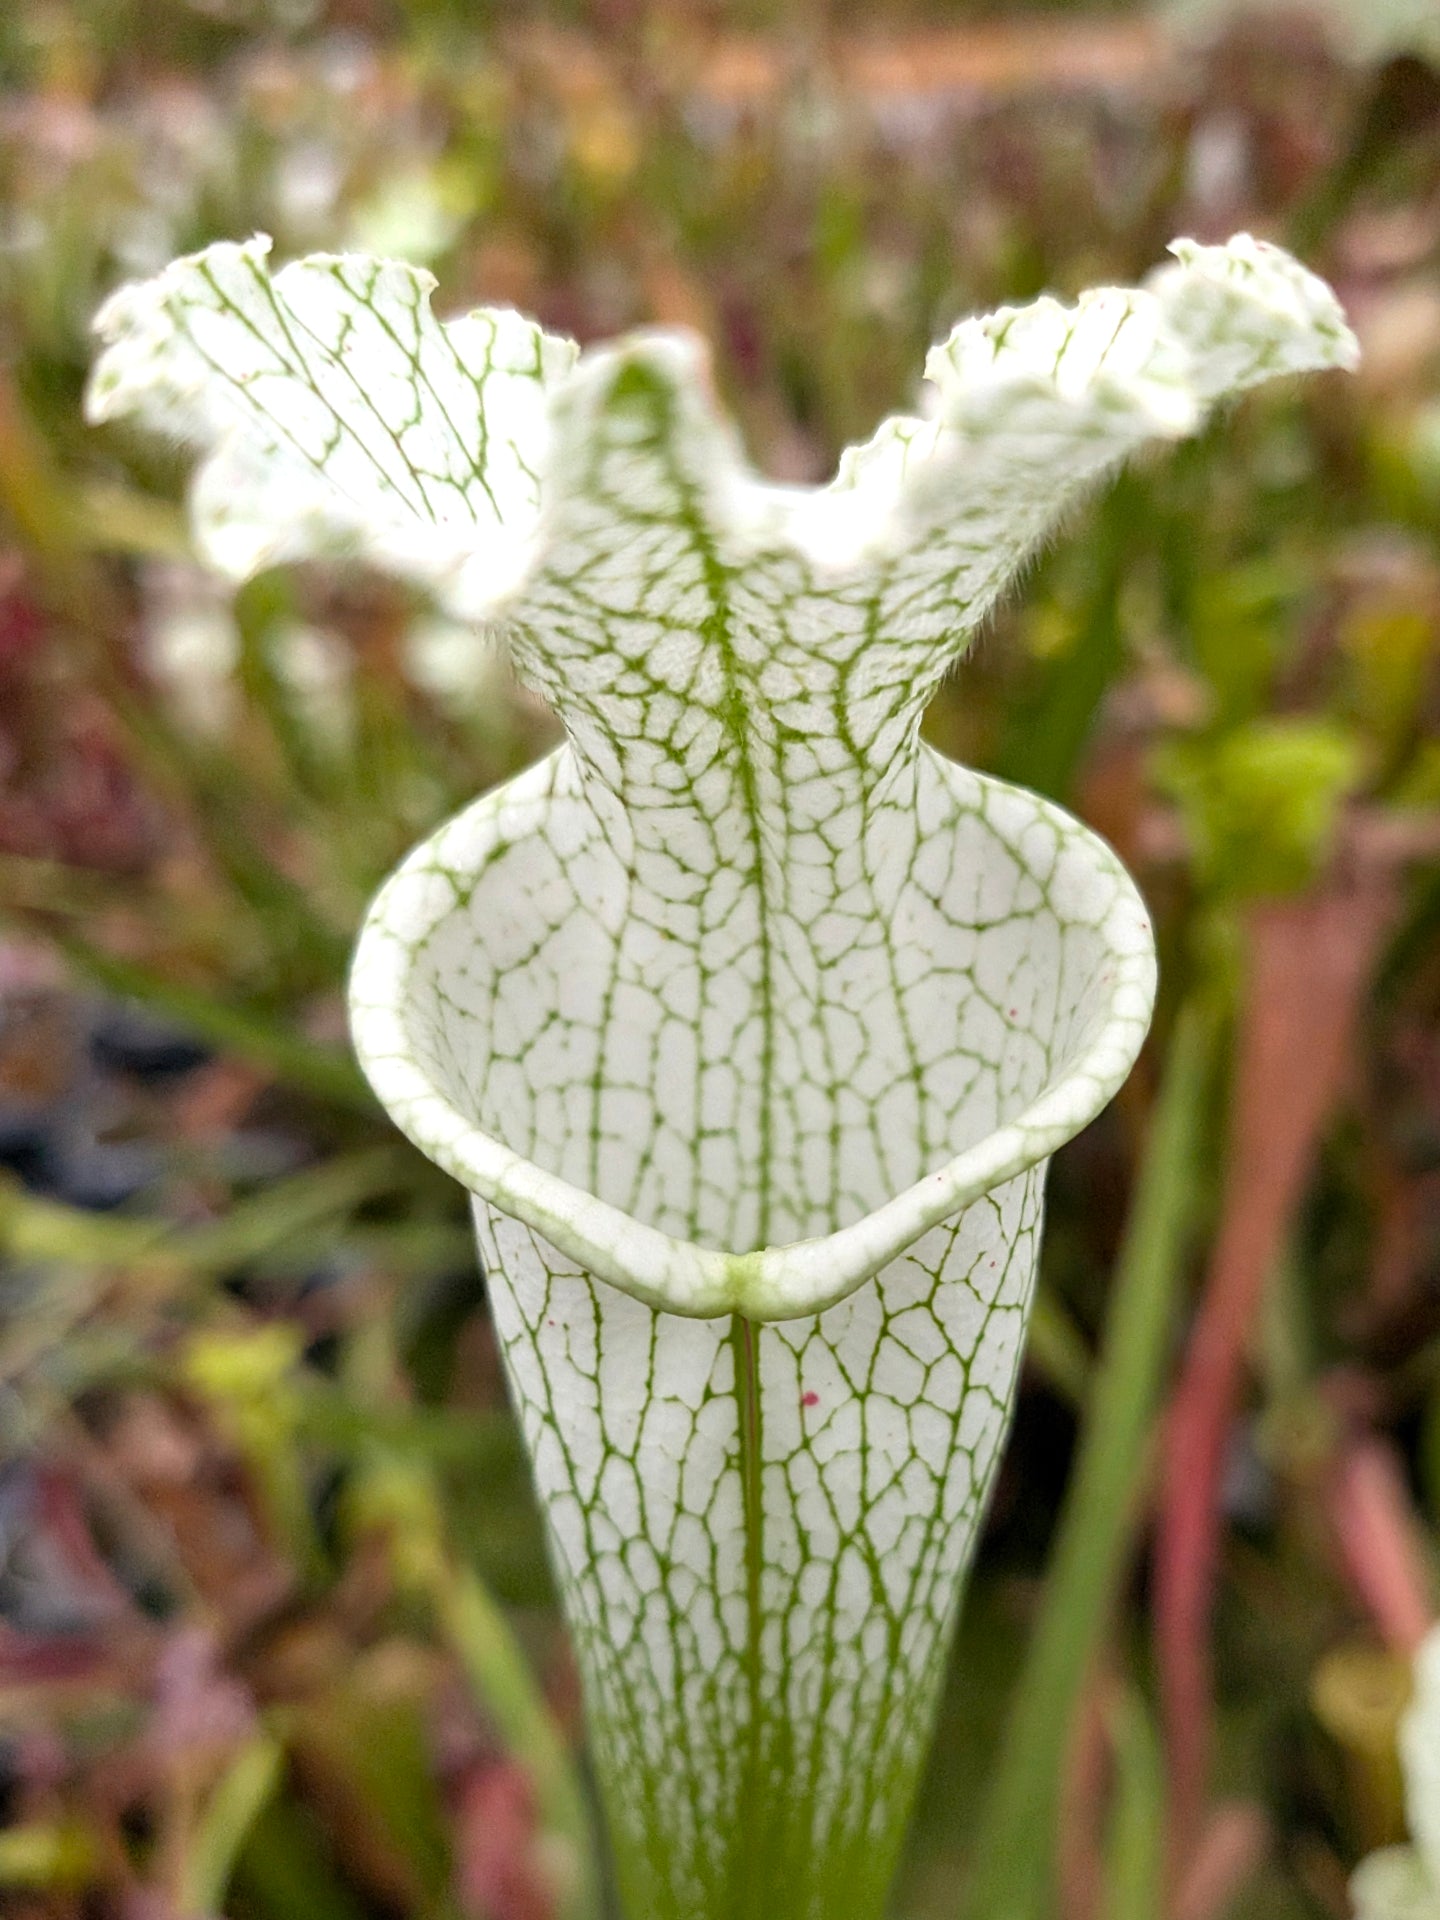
<box><xmin>348</xmin><ymin>748</ymin><xmax>1157</xmax><ymax>1322</ymax></box>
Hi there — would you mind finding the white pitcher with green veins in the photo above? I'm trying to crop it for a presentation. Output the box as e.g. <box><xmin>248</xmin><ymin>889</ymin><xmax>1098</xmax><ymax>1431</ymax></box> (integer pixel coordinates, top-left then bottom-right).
<box><xmin>89</xmin><ymin>232</ymin><xmax>1355</xmax><ymax>1920</ymax></box>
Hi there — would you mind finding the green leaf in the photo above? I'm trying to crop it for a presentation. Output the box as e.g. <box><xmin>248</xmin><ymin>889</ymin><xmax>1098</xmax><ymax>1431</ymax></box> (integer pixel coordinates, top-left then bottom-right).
<box><xmin>1098</xmin><ymin>1688</ymin><xmax>1167</xmax><ymax>1920</ymax></box>
<box><xmin>0</xmin><ymin>1148</ymin><xmax>409</xmax><ymax>1275</ymax></box>
<box><xmin>182</xmin><ymin>1731</ymin><xmax>285</xmax><ymax>1916</ymax></box>
<box><xmin>1155</xmin><ymin>717</ymin><xmax>1365</xmax><ymax>900</ymax></box>
<box><xmin>0</xmin><ymin>1823</ymin><xmax>96</xmax><ymax>1891</ymax></box>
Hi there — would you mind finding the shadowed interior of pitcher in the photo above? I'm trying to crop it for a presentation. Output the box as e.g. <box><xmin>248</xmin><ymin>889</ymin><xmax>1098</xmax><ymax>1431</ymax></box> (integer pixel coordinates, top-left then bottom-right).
<box><xmin>392</xmin><ymin>741</ymin><xmax>1138</xmax><ymax>1260</ymax></box>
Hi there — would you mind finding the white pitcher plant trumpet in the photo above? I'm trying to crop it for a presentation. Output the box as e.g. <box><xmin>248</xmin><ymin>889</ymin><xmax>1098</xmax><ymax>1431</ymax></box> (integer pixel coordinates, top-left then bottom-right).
<box><xmin>89</xmin><ymin>231</ymin><xmax>1355</xmax><ymax>1920</ymax></box>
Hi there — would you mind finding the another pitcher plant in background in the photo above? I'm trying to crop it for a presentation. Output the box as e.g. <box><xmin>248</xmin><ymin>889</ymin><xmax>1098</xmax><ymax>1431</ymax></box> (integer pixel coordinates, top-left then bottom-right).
<box><xmin>1352</xmin><ymin>1626</ymin><xmax>1440</xmax><ymax>1920</ymax></box>
<box><xmin>88</xmin><ymin>235</ymin><xmax>1354</xmax><ymax>1920</ymax></box>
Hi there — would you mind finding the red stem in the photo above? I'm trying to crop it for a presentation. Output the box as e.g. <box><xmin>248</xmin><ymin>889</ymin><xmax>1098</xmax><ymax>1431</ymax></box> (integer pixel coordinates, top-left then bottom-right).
<box><xmin>1154</xmin><ymin>883</ymin><xmax>1392</xmax><ymax>1879</ymax></box>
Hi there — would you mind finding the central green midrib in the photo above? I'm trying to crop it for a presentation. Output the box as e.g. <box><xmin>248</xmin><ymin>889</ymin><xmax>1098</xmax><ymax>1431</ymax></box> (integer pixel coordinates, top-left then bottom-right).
<box><xmin>731</xmin><ymin>1312</ymin><xmax>767</xmax><ymax>1918</ymax></box>
<box><xmin>650</xmin><ymin>373</ymin><xmax>776</xmax><ymax>1917</ymax></box>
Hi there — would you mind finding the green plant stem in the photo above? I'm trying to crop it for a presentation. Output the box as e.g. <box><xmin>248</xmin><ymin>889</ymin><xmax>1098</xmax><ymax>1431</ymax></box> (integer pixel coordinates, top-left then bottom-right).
<box><xmin>230</xmin><ymin>1795</ymin><xmax>370</xmax><ymax>1920</ymax></box>
<box><xmin>1097</xmin><ymin>1688</ymin><xmax>1166</xmax><ymax>1920</ymax></box>
<box><xmin>1027</xmin><ymin>1285</ymin><xmax>1093</xmax><ymax>1410</ymax></box>
<box><xmin>959</xmin><ymin>1000</ymin><xmax>1216</xmax><ymax>1920</ymax></box>
<box><xmin>181</xmin><ymin>1730</ymin><xmax>285</xmax><ymax>1915</ymax></box>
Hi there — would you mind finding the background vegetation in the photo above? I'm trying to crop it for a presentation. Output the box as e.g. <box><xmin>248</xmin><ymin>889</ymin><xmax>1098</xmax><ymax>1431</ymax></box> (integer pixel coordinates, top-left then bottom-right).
<box><xmin>1</xmin><ymin>2</ymin><xmax>1439</xmax><ymax>1916</ymax></box>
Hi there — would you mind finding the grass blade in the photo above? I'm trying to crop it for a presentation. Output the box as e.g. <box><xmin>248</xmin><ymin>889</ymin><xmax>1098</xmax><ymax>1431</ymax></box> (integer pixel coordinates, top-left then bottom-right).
<box><xmin>959</xmin><ymin>1000</ymin><xmax>1216</xmax><ymax>1920</ymax></box>
<box><xmin>182</xmin><ymin>1730</ymin><xmax>285</xmax><ymax>1916</ymax></box>
<box><xmin>1098</xmin><ymin>1688</ymin><xmax>1166</xmax><ymax>1920</ymax></box>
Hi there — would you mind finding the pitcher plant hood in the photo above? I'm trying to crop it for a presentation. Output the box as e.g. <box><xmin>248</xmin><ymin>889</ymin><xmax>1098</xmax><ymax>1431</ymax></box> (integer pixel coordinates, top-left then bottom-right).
<box><xmin>91</xmin><ymin>231</ymin><xmax>1352</xmax><ymax>1321</ymax></box>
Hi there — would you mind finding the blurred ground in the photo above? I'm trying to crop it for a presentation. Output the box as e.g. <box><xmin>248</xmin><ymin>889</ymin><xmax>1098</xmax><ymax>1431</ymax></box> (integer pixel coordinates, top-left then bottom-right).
<box><xmin>1</xmin><ymin>3</ymin><xmax>1439</xmax><ymax>1917</ymax></box>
